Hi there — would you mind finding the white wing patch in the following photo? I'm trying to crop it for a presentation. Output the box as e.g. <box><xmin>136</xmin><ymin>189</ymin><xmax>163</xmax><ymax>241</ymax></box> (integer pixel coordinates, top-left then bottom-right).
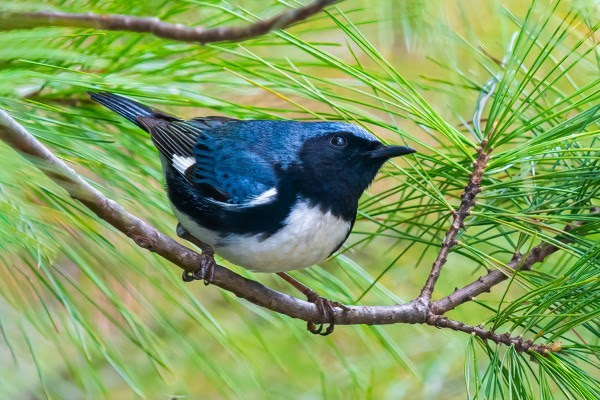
<box><xmin>172</xmin><ymin>155</ymin><xmax>195</xmax><ymax>175</ymax></box>
<box><xmin>247</xmin><ymin>187</ymin><xmax>278</xmax><ymax>206</ymax></box>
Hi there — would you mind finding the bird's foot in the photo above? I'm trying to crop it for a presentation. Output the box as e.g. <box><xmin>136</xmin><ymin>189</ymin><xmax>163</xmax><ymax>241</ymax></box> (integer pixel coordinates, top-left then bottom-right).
<box><xmin>177</xmin><ymin>223</ymin><xmax>216</xmax><ymax>286</ymax></box>
<box><xmin>276</xmin><ymin>272</ymin><xmax>349</xmax><ymax>336</ymax></box>
<box><xmin>182</xmin><ymin>251</ymin><xmax>215</xmax><ymax>285</ymax></box>
<box><xmin>305</xmin><ymin>290</ymin><xmax>349</xmax><ymax>336</ymax></box>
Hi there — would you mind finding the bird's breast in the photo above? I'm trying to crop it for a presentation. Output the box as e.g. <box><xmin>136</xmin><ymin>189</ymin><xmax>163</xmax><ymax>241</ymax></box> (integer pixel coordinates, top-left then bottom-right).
<box><xmin>218</xmin><ymin>200</ymin><xmax>352</xmax><ymax>272</ymax></box>
<box><xmin>174</xmin><ymin>199</ymin><xmax>352</xmax><ymax>272</ymax></box>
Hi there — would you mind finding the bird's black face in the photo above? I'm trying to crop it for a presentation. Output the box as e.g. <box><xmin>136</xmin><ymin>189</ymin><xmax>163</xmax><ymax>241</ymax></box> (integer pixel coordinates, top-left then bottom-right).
<box><xmin>296</xmin><ymin>131</ymin><xmax>415</xmax><ymax>219</ymax></box>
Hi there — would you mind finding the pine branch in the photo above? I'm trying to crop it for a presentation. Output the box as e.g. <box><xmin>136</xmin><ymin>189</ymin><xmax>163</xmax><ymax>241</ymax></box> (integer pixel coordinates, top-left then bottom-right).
<box><xmin>430</xmin><ymin>210</ymin><xmax>599</xmax><ymax>315</ymax></box>
<box><xmin>427</xmin><ymin>315</ymin><xmax>553</xmax><ymax>354</ymax></box>
<box><xmin>0</xmin><ymin>4</ymin><xmax>592</xmax><ymax>351</ymax></box>
<box><xmin>0</xmin><ymin>108</ymin><xmax>573</xmax><ymax>355</ymax></box>
<box><xmin>0</xmin><ymin>0</ymin><xmax>338</xmax><ymax>44</ymax></box>
<box><xmin>418</xmin><ymin>141</ymin><xmax>491</xmax><ymax>303</ymax></box>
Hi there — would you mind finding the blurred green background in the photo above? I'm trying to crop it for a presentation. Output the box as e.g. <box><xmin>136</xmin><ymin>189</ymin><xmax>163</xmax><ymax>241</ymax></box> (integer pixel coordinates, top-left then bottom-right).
<box><xmin>0</xmin><ymin>0</ymin><xmax>598</xmax><ymax>399</ymax></box>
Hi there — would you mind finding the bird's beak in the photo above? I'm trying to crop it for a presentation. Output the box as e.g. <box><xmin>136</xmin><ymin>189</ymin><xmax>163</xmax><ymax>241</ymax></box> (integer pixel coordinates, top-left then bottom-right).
<box><xmin>368</xmin><ymin>145</ymin><xmax>416</xmax><ymax>159</ymax></box>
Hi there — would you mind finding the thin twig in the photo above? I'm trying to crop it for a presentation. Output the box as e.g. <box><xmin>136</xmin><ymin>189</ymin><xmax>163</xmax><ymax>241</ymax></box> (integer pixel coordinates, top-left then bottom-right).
<box><xmin>0</xmin><ymin>0</ymin><xmax>338</xmax><ymax>44</ymax></box>
<box><xmin>427</xmin><ymin>315</ymin><xmax>552</xmax><ymax>354</ymax></box>
<box><xmin>419</xmin><ymin>141</ymin><xmax>491</xmax><ymax>303</ymax></box>
<box><xmin>431</xmin><ymin>211</ymin><xmax>599</xmax><ymax>315</ymax></box>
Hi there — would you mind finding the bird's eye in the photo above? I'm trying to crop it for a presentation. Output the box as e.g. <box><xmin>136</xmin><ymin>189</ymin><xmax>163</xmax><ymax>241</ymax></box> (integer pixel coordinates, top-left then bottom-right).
<box><xmin>330</xmin><ymin>135</ymin><xmax>347</xmax><ymax>147</ymax></box>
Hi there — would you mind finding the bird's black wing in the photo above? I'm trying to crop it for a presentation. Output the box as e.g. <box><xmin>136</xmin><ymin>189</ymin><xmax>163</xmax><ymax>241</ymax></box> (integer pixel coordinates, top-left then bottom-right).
<box><xmin>89</xmin><ymin>92</ymin><xmax>231</xmax><ymax>166</ymax></box>
<box><xmin>138</xmin><ymin>116</ymin><xmax>232</xmax><ymax>173</ymax></box>
<box><xmin>144</xmin><ymin>119</ymin><xmax>278</xmax><ymax>205</ymax></box>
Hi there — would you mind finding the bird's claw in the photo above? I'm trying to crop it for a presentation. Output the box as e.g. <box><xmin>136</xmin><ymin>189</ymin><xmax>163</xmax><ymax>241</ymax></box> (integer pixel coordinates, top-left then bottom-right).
<box><xmin>182</xmin><ymin>253</ymin><xmax>215</xmax><ymax>286</ymax></box>
<box><xmin>177</xmin><ymin>223</ymin><xmax>216</xmax><ymax>285</ymax></box>
<box><xmin>305</xmin><ymin>291</ymin><xmax>349</xmax><ymax>336</ymax></box>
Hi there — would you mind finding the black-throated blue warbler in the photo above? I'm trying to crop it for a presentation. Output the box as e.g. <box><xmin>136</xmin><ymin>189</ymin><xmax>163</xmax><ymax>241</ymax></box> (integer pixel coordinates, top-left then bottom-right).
<box><xmin>90</xmin><ymin>92</ymin><xmax>415</xmax><ymax>334</ymax></box>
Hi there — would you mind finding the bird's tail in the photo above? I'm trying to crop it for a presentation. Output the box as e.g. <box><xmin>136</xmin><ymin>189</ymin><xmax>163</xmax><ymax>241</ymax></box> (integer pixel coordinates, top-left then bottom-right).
<box><xmin>89</xmin><ymin>92</ymin><xmax>175</xmax><ymax>130</ymax></box>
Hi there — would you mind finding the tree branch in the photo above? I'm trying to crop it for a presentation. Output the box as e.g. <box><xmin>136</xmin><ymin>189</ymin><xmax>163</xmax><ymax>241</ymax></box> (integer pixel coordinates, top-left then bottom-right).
<box><xmin>419</xmin><ymin>141</ymin><xmax>491</xmax><ymax>303</ymax></box>
<box><xmin>0</xmin><ymin>0</ymin><xmax>338</xmax><ymax>44</ymax></box>
<box><xmin>0</xmin><ymin>108</ymin><xmax>567</xmax><ymax>354</ymax></box>
<box><xmin>427</xmin><ymin>314</ymin><xmax>552</xmax><ymax>354</ymax></box>
<box><xmin>431</xmin><ymin>209</ymin><xmax>599</xmax><ymax>315</ymax></box>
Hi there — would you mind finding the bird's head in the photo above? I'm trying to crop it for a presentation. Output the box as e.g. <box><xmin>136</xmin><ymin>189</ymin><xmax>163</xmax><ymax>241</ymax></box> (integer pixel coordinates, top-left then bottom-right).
<box><xmin>290</xmin><ymin>121</ymin><xmax>416</xmax><ymax>217</ymax></box>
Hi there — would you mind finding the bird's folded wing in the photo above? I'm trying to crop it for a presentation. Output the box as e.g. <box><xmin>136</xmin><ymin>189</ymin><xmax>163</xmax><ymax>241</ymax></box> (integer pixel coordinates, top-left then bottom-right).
<box><xmin>193</xmin><ymin>123</ymin><xmax>278</xmax><ymax>205</ymax></box>
<box><xmin>148</xmin><ymin>119</ymin><xmax>278</xmax><ymax>205</ymax></box>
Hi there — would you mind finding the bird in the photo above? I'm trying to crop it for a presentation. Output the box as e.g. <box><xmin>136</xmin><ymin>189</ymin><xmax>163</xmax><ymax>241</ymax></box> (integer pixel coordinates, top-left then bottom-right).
<box><xmin>90</xmin><ymin>92</ymin><xmax>416</xmax><ymax>335</ymax></box>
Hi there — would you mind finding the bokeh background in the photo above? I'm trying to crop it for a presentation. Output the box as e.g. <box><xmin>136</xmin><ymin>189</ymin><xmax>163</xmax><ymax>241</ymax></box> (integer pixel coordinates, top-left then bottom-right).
<box><xmin>0</xmin><ymin>1</ymin><xmax>598</xmax><ymax>399</ymax></box>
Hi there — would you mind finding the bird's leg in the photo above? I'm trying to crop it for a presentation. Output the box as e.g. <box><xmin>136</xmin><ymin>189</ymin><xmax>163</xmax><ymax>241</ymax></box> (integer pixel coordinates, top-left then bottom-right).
<box><xmin>176</xmin><ymin>223</ymin><xmax>216</xmax><ymax>285</ymax></box>
<box><xmin>276</xmin><ymin>272</ymin><xmax>349</xmax><ymax>336</ymax></box>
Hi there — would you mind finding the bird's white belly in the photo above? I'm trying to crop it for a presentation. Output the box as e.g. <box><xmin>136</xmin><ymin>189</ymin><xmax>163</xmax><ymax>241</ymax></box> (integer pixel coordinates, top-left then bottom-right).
<box><xmin>173</xmin><ymin>201</ymin><xmax>352</xmax><ymax>272</ymax></box>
